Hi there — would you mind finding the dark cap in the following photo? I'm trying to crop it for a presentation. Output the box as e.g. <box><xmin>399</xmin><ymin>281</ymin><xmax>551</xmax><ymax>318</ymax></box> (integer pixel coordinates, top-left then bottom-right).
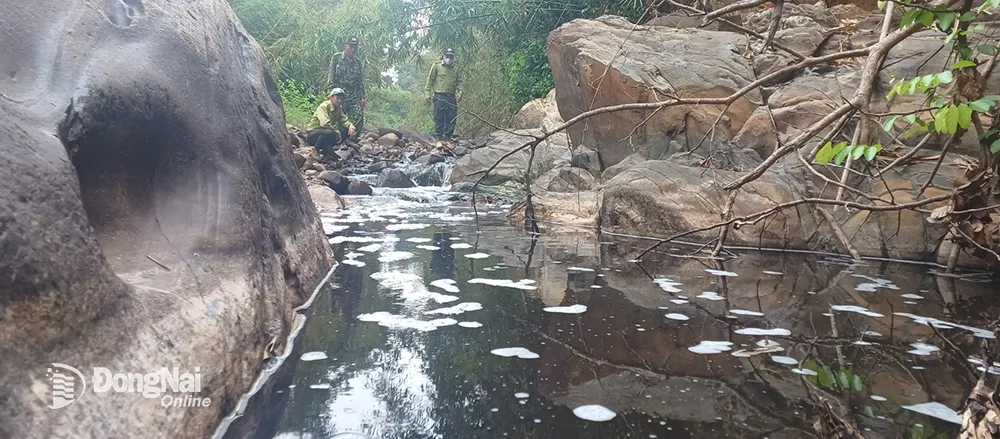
<box><xmin>443</xmin><ymin>48</ymin><xmax>454</xmax><ymax>56</ymax></box>
<box><xmin>345</xmin><ymin>36</ymin><xmax>359</xmax><ymax>46</ymax></box>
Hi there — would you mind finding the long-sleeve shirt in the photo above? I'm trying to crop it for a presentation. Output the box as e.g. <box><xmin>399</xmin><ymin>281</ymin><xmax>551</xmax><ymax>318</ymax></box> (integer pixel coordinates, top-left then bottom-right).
<box><xmin>425</xmin><ymin>61</ymin><xmax>462</xmax><ymax>97</ymax></box>
<box><xmin>305</xmin><ymin>100</ymin><xmax>353</xmax><ymax>131</ymax></box>
<box><xmin>328</xmin><ymin>52</ymin><xmax>365</xmax><ymax>102</ymax></box>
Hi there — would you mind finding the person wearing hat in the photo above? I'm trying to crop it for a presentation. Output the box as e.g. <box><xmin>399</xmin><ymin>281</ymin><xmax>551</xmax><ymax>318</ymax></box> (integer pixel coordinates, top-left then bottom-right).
<box><xmin>328</xmin><ymin>36</ymin><xmax>366</xmax><ymax>133</ymax></box>
<box><xmin>424</xmin><ymin>48</ymin><xmax>463</xmax><ymax>139</ymax></box>
<box><xmin>305</xmin><ymin>88</ymin><xmax>356</xmax><ymax>160</ymax></box>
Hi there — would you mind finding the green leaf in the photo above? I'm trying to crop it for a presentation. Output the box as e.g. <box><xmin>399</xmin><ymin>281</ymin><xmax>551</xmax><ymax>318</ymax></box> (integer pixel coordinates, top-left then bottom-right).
<box><xmin>851</xmin><ymin>145</ymin><xmax>866</xmax><ymax>160</ymax></box>
<box><xmin>992</xmin><ymin>139</ymin><xmax>1000</xmax><ymax>154</ymax></box>
<box><xmin>953</xmin><ymin>60</ymin><xmax>977</xmax><ymax>69</ymax></box>
<box><xmin>938</xmin><ymin>12</ymin><xmax>956</xmax><ymax>31</ymax></box>
<box><xmin>903</xmin><ymin>114</ymin><xmax>919</xmax><ymax>124</ymax></box>
<box><xmin>959</xmin><ymin>11</ymin><xmax>978</xmax><ymax>21</ymax></box>
<box><xmin>865</xmin><ymin>145</ymin><xmax>880</xmax><ymax>161</ymax></box>
<box><xmin>852</xmin><ymin>374</ymin><xmax>865</xmax><ymax>392</ymax></box>
<box><xmin>935</xmin><ymin>105</ymin><xmax>959</xmax><ymax>134</ymax></box>
<box><xmin>819</xmin><ymin>365</ymin><xmax>836</xmax><ymax>389</ymax></box>
<box><xmin>901</xmin><ymin>8</ymin><xmax>922</xmax><ymax>27</ymax></box>
<box><xmin>833</xmin><ymin>146</ymin><xmax>851</xmax><ymax>166</ymax></box>
<box><xmin>979</xmin><ymin>129</ymin><xmax>1000</xmax><ymax>140</ymax></box>
<box><xmin>815</xmin><ymin>141</ymin><xmax>837</xmax><ymax>164</ymax></box>
<box><xmin>918</xmin><ymin>10</ymin><xmax>936</xmax><ymax>27</ymax></box>
<box><xmin>863</xmin><ymin>405</ymin><xmax>875</xmax><ymax>418</ymax></box>
<box><xmin>982</xmin><ymin>95</ymin><xmax>1000</xmax><ymax>102</ymax></box>
<box><xmin>969</xmin><ymin>99</ymin><xmax>994</xmax><ymax>113</ymax></box>
<box><xmin>837</xmin><ymin>370</ymin><xmax>851</xmax><ymax>389</ymax></box>
<box><xmin>877</xmin><ymin>0</ymin><xmax>886</xmax><ymax>9</ymax></box>
<box><xmin>882</xmin><ymin>115</ymin><xmax>900</xmax><ymax>132</ymax></box>
<box><xmin>957</xmin><ymin>104</ymin><xmax>973</xmax><ymax>129</ymax></box>
<box><xmin>936</xmin><ymin>70</ymin><xmax>954</xmax><ymax>84</ymax></box>
<box><xmin>974</xmin><ymin>22</ymin><xmax>986</xmax><ymax>31</ymax></box>
<box><xmin>959</xmin><ymin>45</ymin><xmax>974</xmax><ymax>60</ymax></box>
<box><xmin>981</xmin><ymin>44</ymin><xmax>998</xmax><ymax>56</ymax></box>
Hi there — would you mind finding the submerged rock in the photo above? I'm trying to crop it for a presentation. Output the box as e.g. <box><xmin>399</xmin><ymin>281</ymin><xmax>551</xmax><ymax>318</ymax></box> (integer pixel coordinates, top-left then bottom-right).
<box><xmin>348</xmin><ymin>180</ymin><xmax>374</xmax><ymax>196</ymax></box>
<box><xmin>0</xmin><ymin>1</ymin><xmax>333</xmax><ymax>437</ymax></box>
<box><xmin>449</xmin><ymin>129</ymin><xmax>572</xmax><ymax>185</ymax></box>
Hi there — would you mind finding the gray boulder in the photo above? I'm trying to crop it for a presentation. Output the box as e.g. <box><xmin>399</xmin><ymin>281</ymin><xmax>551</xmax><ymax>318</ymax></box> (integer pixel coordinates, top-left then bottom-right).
<box><xmin>348</xmin><ymin>180</ymin><xmax>374</xmax><ymax>196</ymax></box>
<box><xmin>449</xmin><ymin>129</ymin><xmax>573</xmax><ymax>185</ymax></box>
<box><xmin>0</xmin><ymin>1</ymin><xmax>333</xmax><ymax>438</ymax></box>
<box><xmin>376</xmin><ymin>169</ymin><xmax>416</xmax><ymax>188</ymax></box>
<box><xmin>318</xmin><ymin>170</ymin><xmax>350</xmax><ymax>195</ymax></box>
<box><xmin>533</xmin><ymin>167</ymin><xmax>600</xmax><ymax>193</ymax></box>
<box><xmin>414</xmin><ymin>154</ymin><xmax>446</xmax><ymax>165</ymax></box>
<box><xmin>378</xmin><ymin>132</ymin><xmax>400</xmax><ymax>147</ymax></box>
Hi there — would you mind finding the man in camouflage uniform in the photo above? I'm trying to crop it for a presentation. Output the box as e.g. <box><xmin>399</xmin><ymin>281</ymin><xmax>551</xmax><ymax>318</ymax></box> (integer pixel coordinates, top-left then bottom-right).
<box><xmin>329</xmin><ymin>36</ymin><xmax>366</xmax><ymax>134</ymax></box>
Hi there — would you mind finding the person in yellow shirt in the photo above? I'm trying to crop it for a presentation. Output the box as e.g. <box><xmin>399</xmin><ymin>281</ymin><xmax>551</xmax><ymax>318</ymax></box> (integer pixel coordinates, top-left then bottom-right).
<box><xmin>425</xmin><ymin>48</ymin><xmax>462</xmax><ymax>140</ymax></box>
<box><xmin>305</xmin><ymin>88</ymin><xmax>356</xmax><ymax>159</ymax></box>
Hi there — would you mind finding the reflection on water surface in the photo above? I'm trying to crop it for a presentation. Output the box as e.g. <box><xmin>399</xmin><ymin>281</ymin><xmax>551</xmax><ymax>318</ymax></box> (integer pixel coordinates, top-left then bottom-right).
<box><xmin>250</xmin><ymin>189</ymin><xmax>1000</xmax><ymax>439</ymax></box>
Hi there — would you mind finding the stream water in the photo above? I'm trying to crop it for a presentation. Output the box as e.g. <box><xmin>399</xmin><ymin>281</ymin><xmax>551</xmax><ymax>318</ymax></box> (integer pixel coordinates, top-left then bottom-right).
<box><xmin>248</xmin><ymin>186</ymin><xmax>1000</xmax><ymax>439</ymax></box>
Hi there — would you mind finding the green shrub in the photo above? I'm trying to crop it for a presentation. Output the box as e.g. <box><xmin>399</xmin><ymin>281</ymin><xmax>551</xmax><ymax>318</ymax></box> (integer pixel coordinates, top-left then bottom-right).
<box><xmin>278</xmin><ymin>79</ymin><xmax>321</xmax><ymax>128</ymax></box>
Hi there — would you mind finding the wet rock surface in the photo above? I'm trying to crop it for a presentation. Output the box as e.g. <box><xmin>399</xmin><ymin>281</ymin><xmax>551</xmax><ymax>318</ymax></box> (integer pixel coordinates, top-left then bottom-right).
<box><xmin>0</xmin><ymin>1</ymin><xmax>332</xmax><ymax>437</ymax></box>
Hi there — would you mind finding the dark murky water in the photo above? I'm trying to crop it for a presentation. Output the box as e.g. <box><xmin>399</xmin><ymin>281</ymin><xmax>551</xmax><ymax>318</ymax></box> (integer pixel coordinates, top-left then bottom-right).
<box><xmin>261</xmin><ymin>188</ymin><xmax>1000</xmax><ymax>439</ymax></box>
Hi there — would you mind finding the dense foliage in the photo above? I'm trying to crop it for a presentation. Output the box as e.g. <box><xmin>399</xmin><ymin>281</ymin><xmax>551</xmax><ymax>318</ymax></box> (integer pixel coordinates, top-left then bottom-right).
<box><xmin>231</xmin><ymin>0</ymin><xmax>647</xmax><ymax>136</ymax></box>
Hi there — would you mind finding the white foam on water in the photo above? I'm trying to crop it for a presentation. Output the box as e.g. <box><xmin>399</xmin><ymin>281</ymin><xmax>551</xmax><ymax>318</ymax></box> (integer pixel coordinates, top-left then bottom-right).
<box><xmin>762</xmin><ymin>270</ymin><xmax>784</xmax><ymax>275</ymax></box>
<box><xmin>735</xmin><ymin>328</ymin><xmax>792</xmax><ymax>336</ymax></box>
<box><xmin>450</xmin><ymin>243</ymin><xmax>473</xmax><ymax>249</ymax></box>
<box><xmin>425</xmin><ymin>302</ymin><xmax>483</xmax><ymax>315</ymax></box>
<box><xmin>572</xmin><ymin>405</ymin><xmax>617</xmax><ymax>422</ymax></box>
<box><xmin>705</xmin><ymin>269</ymin><xmax>738</xmax><ymax>277</ymax></box>
<box><xmin>864</xmin><ymin>330</ymin><xmax>883</xmax><ymax>337</ymax></box>
<box><xmin>385</xmin><ymin>223</ymin><xmax>430</xmax><ymax>231</ymax></box>
<box><xmin>688</xmin><ymin>341</ymin><xmax>733</xmax><ymax>354</ymax></box>
<box><xmin>357</xmin><ymin>243</ymin><xmax>383</xmax><ymax>253</ymax></box>
<box><xmin>429</xmin><ymin>278</ymin><xmax>460</xmax><ymax>293</ymax></box>
<box><xmin>490</xmin><ymin>347</ymin><xmax>540</xmax><ymax>359</ymax></box>
<box><xmin>757</xmin><ymin>340</ymin><xmax>781</xmax><ymax>348</ymax></box>
<box><xmin>329</xmin><ymin>236</ymin><xmax>396</xmax><ymax>244</ymax></box>
<box><xmin>791</xmin><ymin>368</ymin><xmax>818</xmax><ymax>376</ymax></box>
<box><xmin>514</xmin><ymin>392</ymin><xmax>529</xmax><ymax>399</ymax></box>
<box><xmin>854</xmin><ymin>340</ymin><xmax>873</xmax><ymax>346</ymax></box>
<box><xmin>729</xmin><ymin>309</ymin><xmax>765</xmax><ymax>316</ymax></box>
<box><xmin>830</xmin><ymin>305</ymin><xmax>885</xmax><ymax>318</ymax></box>
<box><xmin>590</xmin><ymin>285</ymin><xmax>602</xmax><ymax>289</ymax></box>
<box><xmin>406</xmin><ymin>237</ymin><xmax>432</xmax><ymax>243</ymax></box>
<box><xmin>464</xmin><ymin>252</ymin><xmax>490</xmax><ymax>259</ymax></box>
<box><xmin>458</xmin><ymin>321</ymin><xmax>483</xmax><ymax>328</ymax></box>
<box><xmin>871</xmin><ymin>395</ymin><xmax>888</xmax><ymax>402</ymax></box>
<box><xmin>378</xmin><ymin>251</ymin><xmax>414</xmax><ymax>263</ymax></box>
<box><xmin>901</xmin><ymin>293</ymin><xmax>924</xmax><ymax>299</ymax></box>
<box><xmin>567</xmin><ymin>267</ymin><xmax>595</xmax><ymax>272</ymax></box>
<box><xmin>902</xmin><ymin>402</ymin><xmax>962</xmax><ymax>424</ymax></box>
<box><xmin>543</xmin><ymin>304</ymin><xmax>588</xmax><ymax>314</ymax></box>
<box><xmin>907</xmin><ymin>342</ymin><xmax>940</xmax><ymax>356</ymax></box>
<box><xmin>771</xmin><ymin>355</ymin><xmax>799</xmax><ymax>365</ymax></box>
<box><xmin>653</xmin><ymin>278</ymin><xmax>682</xmax><ymax>293</ymax></box>
<box><xmin>450</xmin><ymin>237</ymin><xmax>462</xmax><ymax>240</ymax></box>
<box><xmin>415</xmin><ymin>245</ymin><xmax>441</xmax><ymax>250</ymax></box>
<box><xmin>300</xmin><ymin>351</ymin><xmax>328</xmax><ymax>362</ymax></box>
<box><xmin>696</xmin><ymin>292</ymin><xmax>724</xmax><ymax>301</ymax></box>
<box><xmin>669</xmin><ymin>299</ymin><xmax>689</xmax><ymax>305</ymax></box>
<box><xmin>344</xmin><ymin>252</ymin><xmax>364</xmax><ymax>259</ymax></box>
<box><xmin>357</xmin><ymin>311</ymin><xmax>457</xmax><ymax>331</ymax></box>
<box><xmin>664</xmin><ymin>313</ymin><xmax>689</xmax><ymax>321</ymax></box>
<box><xmin>342</xmin><ymin>259</ymin><xmax>366</xmax><ymax>267</ymax></box>
<box><xmin>469</xmin><ymin>278</ymin><xmax>537</xmax><ymax>290</ymax></box>
<box><xmin>894</xmin><ymin>313</ymin><xmax>996</xmax><ymax>339</ymax></box>
<box><xmin>322</xmin><ymin>223</ymin><xmax>350</xmax><ymax>235</ymax></box>
<box><xmin>309</xmin><ymin>383</ymin><xmax>332</xmax><ymax>390</ymax></box>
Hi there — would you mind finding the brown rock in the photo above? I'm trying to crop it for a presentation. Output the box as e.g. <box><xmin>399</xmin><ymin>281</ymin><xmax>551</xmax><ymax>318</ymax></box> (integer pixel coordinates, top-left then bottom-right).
<box><xmin>378</xmin><ymin>132</ymin><xmax>400</xmax><ymax>147</ymax></box>
<box><xmin>307</xmin><ymin>184</ymin><xmax>347</xmax><ymax>212</ymax></box>
<box><xmin>548</xmin><ymin>16</ymin><xmax>761</xmax><ymax>168</ymax></box>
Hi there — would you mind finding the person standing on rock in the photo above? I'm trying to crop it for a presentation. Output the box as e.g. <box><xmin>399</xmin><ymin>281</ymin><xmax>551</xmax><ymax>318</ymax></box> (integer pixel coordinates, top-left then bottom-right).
<box><xmin>329</xmin><ymin>36</ymin><xmax>366</xmax><ymax>134</ymax></box>
<box><xmin>305</xmin><ymin>88</ymin><xmax>356</xmax><ymax>160</ymax></box>
<box><xmin>424</xmin><ymin>48</ymin><xmax>462</xmax><ymax>140</ymax></box>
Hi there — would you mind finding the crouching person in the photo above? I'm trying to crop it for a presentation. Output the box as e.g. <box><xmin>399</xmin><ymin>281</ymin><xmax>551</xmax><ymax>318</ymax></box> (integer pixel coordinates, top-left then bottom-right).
<box><xmin>305</xmin><ymin>88</ymin><xmax>356</xmax><ymax>160</ymax></box>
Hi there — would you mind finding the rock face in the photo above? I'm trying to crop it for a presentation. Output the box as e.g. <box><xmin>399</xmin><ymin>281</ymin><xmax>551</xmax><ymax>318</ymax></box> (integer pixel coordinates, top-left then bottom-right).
<box><xmin>601</xmin><ymin>160</ymin><xmax>820</xmax><ymax>248</ymax></box>
<box><xmin>511</xmin><ymin>89</ymin><xmax>565</xmax><ymax>132</ymax></box>
<box><xmin>449</xmin><ymin>129</ymin><xmax>573</xmax><ymax>185</ymax></box>
<box><xmin>548</xmin><ymin>16</ymin><xmax>762</xmax><ymax>168</ymax></box>
<box><xmin>532</xmin><ymin>167</ymin><xmax>599</xmax><ymax>193</ymax></box>
<box><xmin>0</xmin><ymin>1</ymin><xmax>332</xmax><ymax>438</ymax></box>
<box><xmin>376</xmin><ymin>169</ymin><xmax>417</xmax><ymax>188</ymax></box>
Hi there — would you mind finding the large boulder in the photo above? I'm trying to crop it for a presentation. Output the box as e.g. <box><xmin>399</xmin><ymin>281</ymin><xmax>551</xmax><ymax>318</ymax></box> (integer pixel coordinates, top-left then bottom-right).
<box><xmin>511</xmin><ymin>89</ymin><xmax>565</xmax><ymax>132</ymax></box>
<box><xmin>376</xmin><ymin>168</ymin><xmax>416</xmax><ymax>188</ymax></box>
<box><xmin>348</xmin><ymin>180</ymin><xmax>374</xmax><ymax>196</ymax></box>
<box><xmin>0</xmin><ymin>1</ymin><xmax>333</xmax><ymax>438</ymax></box>
<box><xmin>449</xmin><ymin>129</ymin><xmax>573</xmax><ymax>185</ymax></box>
<box><xmin>318</xmin><ymin>170</ymin><xmax>350</xmax><ymax>195</ymax></box>
<box><xmin>532</xmin><ymin>167</ymin><xmax>600</xmax><ymax>193</ymax></box>
<box><xmin>600</xmin><ymin>160</ymin><xmax>819</xmax><ymax>248</ymax></box>
<box><xmin>307</xmin><ymin>184</ymin><xmax>347</xmax><ymax>212</ymax></box>
<box><xmin>548</xmin><ymin>16</ymin><xmax>762</xmax><ymax>168</ymax></box>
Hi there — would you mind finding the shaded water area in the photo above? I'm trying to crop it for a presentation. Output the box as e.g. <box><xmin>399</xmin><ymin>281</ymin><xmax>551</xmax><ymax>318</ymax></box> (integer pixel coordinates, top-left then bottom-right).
<box><xmin>257</xmin><ymin>187</ymin><xmax>1000</xmax><ymax>439</ymax></box>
